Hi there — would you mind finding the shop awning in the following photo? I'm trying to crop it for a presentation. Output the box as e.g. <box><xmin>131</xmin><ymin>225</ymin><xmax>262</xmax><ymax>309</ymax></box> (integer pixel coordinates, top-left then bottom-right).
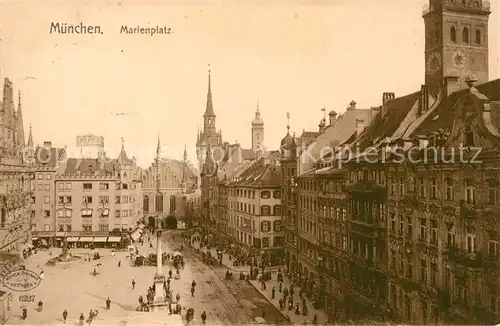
<box><xmin>31</xmin><ymin>237</ymin><xmax>39</xmax><ymax>241</ymax></box>
<box><xmin>107</xmin><ymin>236</ymin><xmax>122</xmax><ymax>242</ymax></box>
<box><xmin>67</xmin><ymin>237</ymin><xmax>79</xmax><ymax>242</ymax></box>
<box><xmin>79</xmin><ymin>237</ymin><xmax>94</xmax><ymax>242</ymax></box>
<box><xmin>93</xmin><ymin>237</ymin><xmax>107</xmax><ymax>242</ymax></box>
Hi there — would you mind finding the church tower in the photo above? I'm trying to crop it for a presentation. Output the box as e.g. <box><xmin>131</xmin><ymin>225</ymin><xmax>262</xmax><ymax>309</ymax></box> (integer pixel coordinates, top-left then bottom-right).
<box><xmin>251</xmin><ymin>102</ymin><xmax>264</xmax><ymax>151</ymax></box>
<box><xmin>423</xmin><ymin>0</ymin><xmax>490</xmax><ymax>96</ymax></box>
<box><xmin>196</xmin><ymin>68</ymin><xmax>223</xmax><ymax>172</ymax></box>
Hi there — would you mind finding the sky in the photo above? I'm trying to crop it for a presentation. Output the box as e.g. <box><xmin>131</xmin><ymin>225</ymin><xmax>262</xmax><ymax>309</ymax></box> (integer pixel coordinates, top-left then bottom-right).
<box><xmin>1</xmin><ymin>0</ymin><xmax>499</xmax><ymax>168</ymax></box>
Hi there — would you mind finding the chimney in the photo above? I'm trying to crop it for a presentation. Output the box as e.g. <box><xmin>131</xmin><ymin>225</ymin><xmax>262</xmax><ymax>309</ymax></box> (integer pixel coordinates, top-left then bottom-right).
<box><xmin>328</xmin><ymin>110</ymin><xmax>337</xmax><ymax>125</ymax></box>
<box><xmin>381</xmin><ymin>92</ymin><xmax>395</xmax><ymax>117</ymax></box>
<box><xmin>370</xmin><ymin>106</ymin><xmax>380</xmax><ymax>119</ymax></box>
<box><xmin>43</xmin><ymin>141</ymin><xmax>52</xmax><ymax>149</ymax></box>
<box><xmin>419</xmin><ymin>85</ymin><xmax>429</xmax><ymax>115</ymax></box>
<box><xmin>444</xmin><ymin>76</ymin><xmax>459</xmax><ymax>98</ymax></box>
<box><xmin>347</xmin><ymin>100</ymin><xmax>357</xmax><ymax>110</ymax></box>
<box><xmin>356</xmin><ymin>119</ymin><xmax>365</xmax><ymax>135</ymax></box>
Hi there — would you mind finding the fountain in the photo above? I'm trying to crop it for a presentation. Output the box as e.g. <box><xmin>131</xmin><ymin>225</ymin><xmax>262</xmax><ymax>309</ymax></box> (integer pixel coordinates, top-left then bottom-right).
<box><xmin>45</xmin><ymin>238</ymin><xmax>82</xmax><ymax>266</ymax></box>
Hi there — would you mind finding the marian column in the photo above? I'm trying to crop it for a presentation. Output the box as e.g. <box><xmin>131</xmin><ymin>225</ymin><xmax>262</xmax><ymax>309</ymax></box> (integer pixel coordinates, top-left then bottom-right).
<box><xmin>156</xmin><ymin>230</ymin><xmax>163</xmax><ymax>275</ymax></box>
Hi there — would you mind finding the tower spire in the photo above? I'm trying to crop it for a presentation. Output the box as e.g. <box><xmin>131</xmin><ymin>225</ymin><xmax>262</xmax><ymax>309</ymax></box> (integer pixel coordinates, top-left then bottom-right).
<box><xmin>183</xmin><ymin>145</ymin><xmax>188</xmax><ymax>162</ymax></box>
<box><xmin>156</xmin><ymin>134</ymin><xmax>161</xmax><ymax>159</ymax></box>
<box><xmin>204</xmin><ymin>65</ymin><xmax>215</xmax><ymax>117</ymax></box>
<box><xmin>286</xmin><ymin>112</ymin><xmax>291</xmax><ymax>132</ymax></box>
<box><xmin>27</xmin><ymin>124</ymin><xmax>34</xmax><ymax>148</ymax></box>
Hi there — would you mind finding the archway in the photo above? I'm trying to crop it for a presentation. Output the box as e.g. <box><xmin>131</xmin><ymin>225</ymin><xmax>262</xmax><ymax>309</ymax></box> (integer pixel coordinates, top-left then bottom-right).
<box><xmin>166</xmin><ymin>216</ymin><xmax>177</xmax><ymax>230</ymax></box>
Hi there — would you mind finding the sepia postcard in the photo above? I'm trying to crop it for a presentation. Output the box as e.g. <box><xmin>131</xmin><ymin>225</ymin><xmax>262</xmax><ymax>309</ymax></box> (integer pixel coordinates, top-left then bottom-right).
<box><xmin>0</xmin><ymin>0</ymin><xmax>499</xmax><ymax>325</ymax></box>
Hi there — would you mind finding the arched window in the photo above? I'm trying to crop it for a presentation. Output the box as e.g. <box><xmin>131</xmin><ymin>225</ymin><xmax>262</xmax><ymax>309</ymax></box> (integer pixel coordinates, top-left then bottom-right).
<box><xmin>143</xmin><ymin>195</ymin><xmax>149</xmax><ymax>213</ymax></box>
<box><xmin>475</xmin><ymin>29</ymin><xmax>481</xmax><ymax>44</ymax></box>
<box><xmin>155</xmin><ymin>193</ymin><xmax>163</xmax><ymax>213</ymax></box>
<box><xmin>450</xmin><ymin>26</ymin><xmax>456</xmax><ymax>42</ymax></box>
<box><xmin>463</xmin><ymin>27</ymin><xmax>469</xmax><ymax>43</ymax></box>
<box><xmin>170</xmin><ymin>195</ymin><xmax>176</xmax><ymax>213</ymax></box>
<box><xmin>465</xmin><ymin>127</ymin><xmax>475</xmax><ymax>147</ymax></box>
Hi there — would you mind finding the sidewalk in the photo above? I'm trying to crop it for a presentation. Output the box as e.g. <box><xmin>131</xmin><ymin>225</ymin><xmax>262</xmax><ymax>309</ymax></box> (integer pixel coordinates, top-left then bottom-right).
<box><xmin>249</xmin><ymin>277</ymin><xmax>329</xmax><ymax>325</ymax></box>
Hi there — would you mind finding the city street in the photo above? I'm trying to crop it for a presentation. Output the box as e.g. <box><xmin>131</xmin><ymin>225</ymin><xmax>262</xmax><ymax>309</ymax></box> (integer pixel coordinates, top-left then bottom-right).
<box><xmin>5</xmin><ymin>229</ymin><xmax>283</xmax><ymax>325</ymax></box>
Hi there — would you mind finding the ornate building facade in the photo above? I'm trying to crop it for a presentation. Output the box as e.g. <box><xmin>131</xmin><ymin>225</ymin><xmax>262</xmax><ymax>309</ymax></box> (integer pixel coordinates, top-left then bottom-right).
<box><xmin>142</xmin><ymin>139</ymin><xmax>199</xmax><ymax>228</ymax></box>
<box><xmin>31</xmin><ymin>139</ymin><xmax>143</xmax><ymax>246</ymax></box>
<box><xmin>0</xmin><ymin>78</ymin><xmax>32</xmax><ymax>253</ymax></box>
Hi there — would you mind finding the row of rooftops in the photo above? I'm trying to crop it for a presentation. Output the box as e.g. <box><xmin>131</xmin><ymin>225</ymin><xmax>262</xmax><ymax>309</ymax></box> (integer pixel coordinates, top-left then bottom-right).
<box><xmin>278</xmin><ymin>76</ymin><xmax>500</xmax><ymax>177</ymax></box>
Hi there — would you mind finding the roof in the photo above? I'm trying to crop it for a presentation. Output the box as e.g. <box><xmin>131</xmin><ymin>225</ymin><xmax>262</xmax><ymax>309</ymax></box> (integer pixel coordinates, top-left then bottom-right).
<box><xmin>356</xmin><ymin>91</ymin><xmax>421</xmax><ymax>150</ymax></box>
<box><xmin>160</xmin><ymin>158</ymin><xmax>198</xmax><ymax>180</ymax></box>
<box><xmin>299</xmin><ymin>107</ymin><xmax>372</xmax><ymax>174</ymax></box>
<box><xmin>412</xmin><ymin>79</ymin><xmax>500</xmax><ymax>137</ymax></box>
<box><xmin>241</xmin><ymin>149</ymin><xmax>256</xmax><ymax>161</ymax></box>
<box><xmin>63</xmin><ymin>158</ymin><xmax>116</xmax><ymax>175</ymax></box>
<box><xmin>34</xmin><ymin>147</ymin><xmax>65</xmax><ymax>167</ymax></box>
<box><xmin>117</xmin><ymin>143</ymin><xmax>133</xmax><ymax>165</ymax></box>
<box><xmin>229</xmin><ymin>152</ymin><xmax>281</xmax><ymax>187</ymax></box>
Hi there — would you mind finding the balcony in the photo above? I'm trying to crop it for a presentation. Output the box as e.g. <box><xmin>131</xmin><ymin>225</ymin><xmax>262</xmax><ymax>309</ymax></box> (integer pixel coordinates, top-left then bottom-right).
<box><xmin>446</xmin><ymin>247</ymin><xmax>484</xmax><ymax>268</ymax></box>
<box><xmin>460</xmin><ymin>200</ymin><xmax>477</xmax><ymax>218</ymax></box>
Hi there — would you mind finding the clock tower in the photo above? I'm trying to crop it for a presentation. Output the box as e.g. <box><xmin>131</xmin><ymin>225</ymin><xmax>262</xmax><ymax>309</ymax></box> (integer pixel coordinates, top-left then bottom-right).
<box><xmin>423</xmin><ymin>0</ymin><xmax>490</xmax><ymax>96</ymax></box>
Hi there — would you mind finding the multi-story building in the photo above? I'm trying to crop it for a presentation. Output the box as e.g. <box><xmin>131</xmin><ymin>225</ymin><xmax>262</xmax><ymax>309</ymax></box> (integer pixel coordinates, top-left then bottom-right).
<box><xmin>142</xmin><ymin>141</ymin><xmax>199</xmax><ymax>228</ymax></box>
<box><xmin>340</xmin><ymin>0</ymin><xmax>499</xmax><ymax>324</ymax></box>
<box><xmin>31</xmin><ymin>139</ymin><xmax>143</xmax><ymax>246</ymax></box>
<box><xmin>225</xmin><ymin>151</ymin><xmax>283</xmax><ymax>265</ymax></box>
<box><xmin>29</xmin><ymin>136</ymin><xmax>66</xmax><ymax>240</ymax></box>
<box><xmin>0</xmin><ymin>79</ymin><xmax>32</xmax><ymax>253</ymax></box>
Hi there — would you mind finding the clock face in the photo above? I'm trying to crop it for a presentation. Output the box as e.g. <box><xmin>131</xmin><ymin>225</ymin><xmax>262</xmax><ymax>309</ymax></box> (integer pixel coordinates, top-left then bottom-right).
<box><xmin>452</xmin><ymin>50</ymin><xmax>466</xmax><ymax>70</ymax></box>
<box><xmin>426</xmin><ymin>52</ymin><xmax>442</xmax><ymax>75</ymax></box>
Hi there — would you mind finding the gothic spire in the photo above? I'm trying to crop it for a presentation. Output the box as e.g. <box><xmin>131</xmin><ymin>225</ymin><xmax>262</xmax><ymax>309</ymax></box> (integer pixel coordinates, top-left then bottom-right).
<box><xmin>117</xmin><ymin>137</ymin><xmax>132</xmax><ymax>164</ymax></box>
<box><xmin>17</xmin><ymin>91</ymin><xmax>26</xmax><ymax>147</ymax></box>
<box><xmin>183</xmin><ymin>145</ymin><xmax>188</xmax><ymax>162</ymax></box>
<box><xmin>203</xmin><ymin>67</ymin><xmax>215</xmax><ymax>117</ymax></box>
<box><xmin>27</xmin><ymin>124</ymin><xmax>34</xmax><ymax>148</ymax></box>
<box><xmin>156</xmin><ymin>134</ymin><xmax>161</xmax><ymax>159</ymax></box>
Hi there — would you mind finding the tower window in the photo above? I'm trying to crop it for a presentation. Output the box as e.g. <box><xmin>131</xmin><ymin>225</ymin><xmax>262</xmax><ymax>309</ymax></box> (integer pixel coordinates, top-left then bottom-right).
<box><xmin>463</xmin><ymin>27</ymin><xmax>469</xmax><ymax>44</ymax></box>
<box><xmin>475</xmin><ymin>29</ymin><xmax>481</xmax><ymax>44</ymax></box>
<box><xmin>450</xmin><ymin>26</ymin><xmax>456</xmax><ymax>42</ymax></box>
<box><xmin>464</xmin><ymin>124</ymin><xmax>474</xmax><ymax>147</ymax></box>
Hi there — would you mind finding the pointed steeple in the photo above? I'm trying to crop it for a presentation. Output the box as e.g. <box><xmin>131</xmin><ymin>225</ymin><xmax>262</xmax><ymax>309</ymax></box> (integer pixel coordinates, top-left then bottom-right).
<box><xmin>252</xmin><ymin>101</ymin><xmax>264</xmax><ymax>126</ymax></box>
<box><xmin>16</xmin><ymin>91</ymin><xmax>26</xmax><ymax>147</ymax></box>
<box><xmin>117</xmin><ymin>137</ymin><xmax>132</xmax><ymax>164</ymax></box>
<box><xmin>27</xmin><ymin>124</ymin><xmax>34</xmax><ymax>148</ymax></box>
<box><xmin>204</xmin><ymin>68</ymin><xmax>215</xmax><ymax>117</ymax></box>
<box><xmin>156</xmin><ymin>135</ymin><xmax>161</xmax><ymax>159</ymax></box>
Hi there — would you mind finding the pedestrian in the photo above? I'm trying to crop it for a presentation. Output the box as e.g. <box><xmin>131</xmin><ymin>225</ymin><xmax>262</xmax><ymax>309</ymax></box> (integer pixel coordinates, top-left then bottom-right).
<box><xmin>22</xmin><ymin>307</ymin><xmax>27</xmax><ymax>320</ymax></box>
<box><xmin>106</xmin><ymin>297</ymin><xmax>111</xmax><ymax>309</ymax></box>
<box><xmin>168</xmin><ymin>269</ymin><xmax>173</xmax><ymax>278</ymax></box>
<box><xmin>37</xmin><ymin>300</ymin><xmax>43</xmax><ymax>312</ymax></box>
<box><xmin>272</xmin><ymin>286</ymin><xmax>276</xmax><ymax>299</ymax></box>
<box><xmin>176</xmin><ymin>293</ymin><xmax>180</xmax><ymax>303</ymax></box>
<box><xmin>132</xmin><ymin>279</ymin><xmax>136</xmax><ymax>290</ymax></box>
<box><xmin>62</xmin><ymin>309</ymin><xmax>68</xmax><ymax>323</ymax></box>
<box><xmin>290</xmin><ymin>285</ymin><xmax>294</xmax><ymax>297</ymax></box>
<box><xmin>191</xmin><ymin>286</ymin><xmax>195</xmax><ymax>297</ymax></box>
<box><xmin>279</xmin><ymin>281</ymin><xmax>282</xmax><ymax>292</ymax></box>
<box><xmin>312</xmin><ymin>314</ymin><xmax>318</xmax><ymax>325</ymax></box>
<box><xmin>40</xmin><ymin>270</ymin><xmax>44</xmax><ymax>280</ymax></box>
<box><xmin>118</xmin><ymin>261</ymin><xmax>121</xmax><ymax>267</ymax></box>
<box><xmin>201</xmin><ymin>311</ymin><xmax>207</xmax><ymax>324</ymax></box>
<box><xmin>79</xmin><ymin>313</ymin><xmax>84</xmax><ymax>325</ymax></box>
